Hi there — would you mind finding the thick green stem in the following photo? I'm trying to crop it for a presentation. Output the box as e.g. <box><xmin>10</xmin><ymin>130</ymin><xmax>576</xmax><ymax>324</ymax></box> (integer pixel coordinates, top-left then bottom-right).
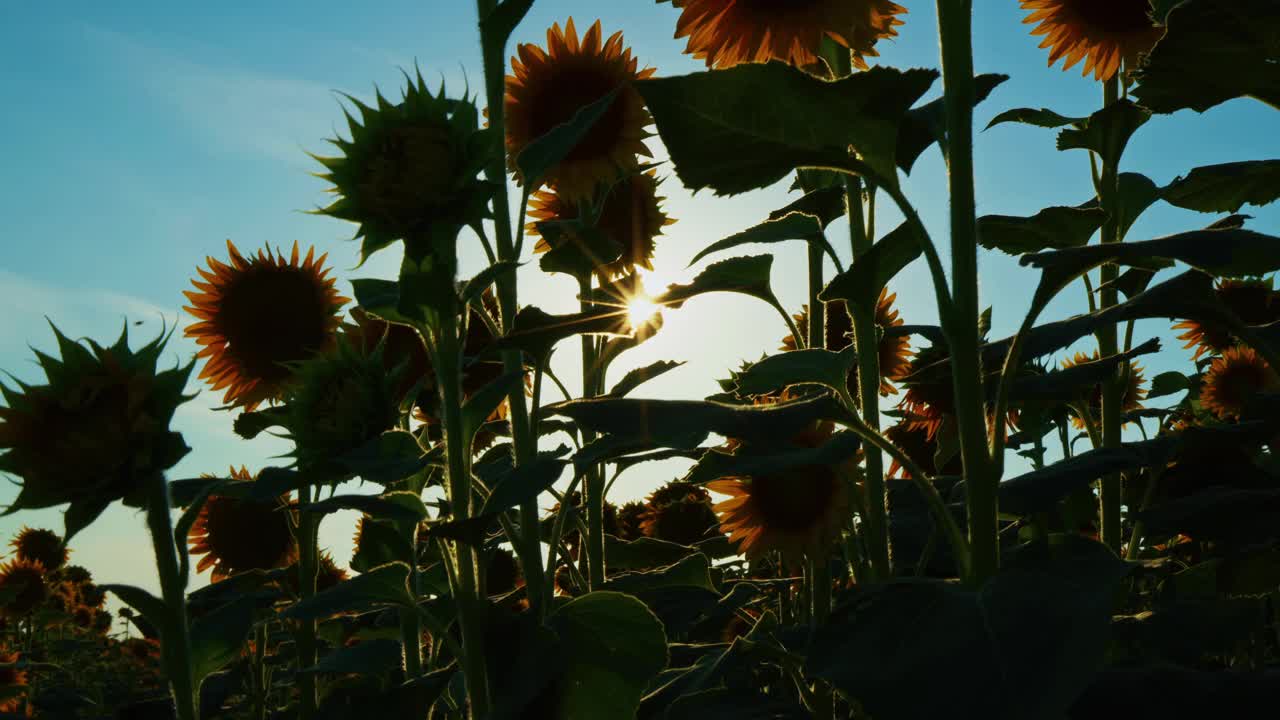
<box><xmin>808</xmin><ymin>556</ymin><xmax>834</xmax><ymax>720</ymax></box>
<box><xmin>579</xmin><ymin>275</ymin><xmax>606</xmax><ymax>588</ymax></box>
<box><xmin>936</xmin><ymin>0</ymin><xmax>995</xmax><ymax>585</ymax></box>
<box><xmin>146</xmin><ymin>473</ymin><xmax>198</xmax><ymax>720</ymax></box>
<box><xmin>294</xmin><ymin>502</ymin><xmax>319</xmax><ymax>719</ymax></box>
<box><xmin>251</xmin><ymin>623</ymin><xmax>268</xmax><ymax>720</ymax></box>
<box><xmin>1097</xmin><ymin>76</ymin><xmax>1123</xmax><ymax>554</ymax></box>
<box><xmin>438</xmin><ymin>307</ymin><xmax>490</xmax><ymax>717</ymax></box>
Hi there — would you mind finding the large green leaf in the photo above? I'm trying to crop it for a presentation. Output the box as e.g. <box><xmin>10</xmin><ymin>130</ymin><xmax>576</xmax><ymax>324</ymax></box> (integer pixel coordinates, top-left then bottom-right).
<box><xmin>102</xmin><ymin>585</ymin><xmax>166</xmax><ymax>634</ymax></box>
<box><xmin>1162</xmin><ymin>160</ymin><xmax>1280</xmax><ymax>213</ymax></box>
<box><xmin>657</xmin><ymin>254</ymin><xmax>784</xmax><ymax>313</ymax></box>
<box><xmin>731</xmin><ymin>347</ymin><xmax>857</xmax><ymax>396</ymax></box>
<box><xmin>898</xmin><ymin>74</ymin><xmax>1008</xmax><ymax>173</ymax></box>
<box><xmin>977</xmin><ymin>205</ymin><xmax>1107</xmax><ymax>256</ymax></box>
<box><xmin>301</xmin><ymin>637</ymin><xmax>403</xmax><ymax>677</ymax></box>
<box><xmin>280</xmin><ymin>562</ymin><xmax>414</xmax><ymax>621</ymax></box>
<box><xmin>998</xmin><ymin>436</ymin><xmax>1177</xmax><ymax>516</ymax></box>
<box><xmin>477</xmin><ymin>456</ymin><xmax>568</xmax><ymax>516</ymax></box>
<box><xmin>636</xmin><ymin>63</ymin><xmax>937</xmax><ymax>194</ymax></box>
<box><xmin>985</xmin><ymin>107</ymin><xmax>1084</xmax><ymax>130</ymax></box>
<box><xmin>190</xmin><ymin>593</ymin><xmax>268</xmax><ymax>685</ymax></box>
<box><xmin>1083</xmin><ymin>172</ymin><xmax>1164</xmax><ymax>240</ymax></box>
<box><xmin>604</xmin><ymin>534</ymin><xmax>698</xmax><ymax>572</ymax></box>
<box><xmin>300</xmin><ymin>491</ymin><xmax>428</xmax><ymax>525</ymax></box>
<box><xmin>1020</xmin><ymin>226</ymin><xmax>1280</xmax><ymax>279</ymax></box>
<box><xmin>547</xmin><ymin>591</ymin><xmax>669</xmax><ymax>719</ymax></box>
<box><xmin>461</xmin><ymin>370</ymin><xmax>526</xmax><ymax>442</ymax></box>
<box><xmin>494</xmin><ymin>305</ymin><xmax>628</xmax><ymax>360</ymax></box>
<box><xmin>1132</xmin><ymin>0</ymin><xmax>1280</xmax><ymax>113</ymax></box>
<box><xmin>515</xmin><ymin>88</ymin><xmax>621</xmax><ymax>188</ymax></box>
<box><xmin>606</xmin><ymin>360</ymin><xmax>685</xmax><ymax>398</ymax></box>
<box><xmin>818</xmin><ymin>221</ymin><xmax>920</xmax><ymax>310</ymax></box>
<box><xmin>682</xmin><ymin>431</ymin><xmax>861</xmax><ymax>486</ymax></box>
<box><xmin>688</xmin><ymin>212</ymin><xmax>840</xmax><ymax>268</ymax></box>
<box><xmin>1056</xmin><ymin>99</ymin><xmax>1151</xmax><ymax>171</ymax></box>
<box><xmin>807</xmin><ymin>536</ymin><xmax>1127</xmax><ymax>720</ymax></box>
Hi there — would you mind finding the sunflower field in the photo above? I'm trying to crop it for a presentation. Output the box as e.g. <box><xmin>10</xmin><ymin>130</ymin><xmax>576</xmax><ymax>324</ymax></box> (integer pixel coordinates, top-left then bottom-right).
<box><xmin>2</xmin><ymin>0</ymin><xmax>1280</xmax><ymax>717</ymax></box>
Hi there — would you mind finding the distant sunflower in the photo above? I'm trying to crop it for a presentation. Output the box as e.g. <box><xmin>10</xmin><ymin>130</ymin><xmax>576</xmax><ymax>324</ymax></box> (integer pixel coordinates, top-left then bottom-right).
<box><xmin>0</xmin><ymin>560</ymin><xmax>47</xmax><ymax>618</ymax></box>
<box><xmin>121</xmin><ymin>637</ymin><xmax>160</xmax><ymax>662</ymax></box>
<box><xmin>315</xmin><ymin>551</ymin><xmax>349</xmax><ymax>592</ymax></box>
<box><xmin>1060</xmin><ymin>350</ymin><xmax>1147</xmax><ymax>430</ymax></box>
<box><xmin>1020</xmin><ymin>0</ymin><xmax>1163</xmax><ymax>82</ymax></box>
<box><xmin>639</xmin><ymin>481</ymin><xmax>722</xmax><ymax>546</ymax></box>
<box><xmin>0</xmin><ymin>648</ymin><xmax>27</xmax><ymax>714</ymax></box>
<box><xmin>10</xmin><ymin>527</ymin><xmax>66</xmax><ymax>572</ymax></box>
<box><xmin>709</xmin><ymin>421</ymin><xmax>852</xmax><ymax>562</ymax></box>
<box><xmin>184</xmin><ymin>241</ymin><xmax>348</xmax><ymax>410</ymax></box>
<box><xmin>526</xmin><ymin>170</ymin><xmax>674</xmax><ymax>280</ymax></box>
<box><xmin>187</xmin><ymin>467</ymin><xmax>297</xmax><ymax>582</ymax></box>
<box><xmin>61</xmin><ymin>565</ymin><xmax>91</xmax><ymax>585</ymax></box>
<box><xmin>1200</xmin><ymin>346</ymin><xmax>1278</xmax><ymax>421</ymax></box>
<box><xmin>780</xmin><ymin>290</ymin><xmax>913</xmax><ymax>396</ymax></box>
<box><xmin>1174</xmin><ymin>278</ymin><xmax>1280</xmax><ymax>360</ymax></box>
<box><xmin>667</xmin><ymin>0</ymin><xmax>907</xmax><ymax>71</ymax></box>
<box><xmin>884</xmin><ymin>418</ymin><xmax>963</xmax><ymax>479</ymax></box>
<box><xmin>506</xmin><ymin>19</ymin><xmax>655</xmax><ymax>199</ymax></box>
<box><xmin>615</xmin><ymin>501</ymin><xmax>647</xmax><ymax>541</ymax></box>
<box><xmin>71</xmin><ymin>605</ymin><xmax>95</xmax><ymax>630</ymax></box>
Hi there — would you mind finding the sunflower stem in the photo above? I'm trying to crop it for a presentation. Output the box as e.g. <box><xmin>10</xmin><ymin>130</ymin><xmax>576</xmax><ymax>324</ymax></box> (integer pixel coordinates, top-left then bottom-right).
<box><xmin>578</xmin><ymin>273</ymin><xmax>607</xmax><ymax>589</ymax></box>
<box><xmin>1097</xmin><ymin>75</ymin><xmax>1123</xmax><ymax>555</ymax></box>
<box><xmin>145</xmin><ymin>472</ymin><xmax>198</xmax><ymax>720</ymax></box>
<box><xmin>294</xmin><ymin>501</ymin><xmax>319</xmax><ymax>719</ymax></box>
<box><xmin>808</xmin><ymin>555</ymin><xmax>834</xmax><ymax>720</ymax></box>
<box><xmin>251</xmin><ymin>623</ymin><xmax>268</xmax><ymax>720</ymax></box>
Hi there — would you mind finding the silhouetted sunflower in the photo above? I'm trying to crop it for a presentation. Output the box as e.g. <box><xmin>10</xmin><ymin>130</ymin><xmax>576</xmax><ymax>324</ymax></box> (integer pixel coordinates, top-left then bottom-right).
<box><xmin>896</xmin><ymin>344</ymin><xmax>955</xmax><ymax>439</ymax></box>
<box><xmin>10</xmin><ymin>527</ymin><xmax>66</xmax><ymax>572</ymax></box>
<box><xmin>615</xmin><ymin>501</ymin><xmax>647</xmax><ymax>541</ymax></box>
<box><xmin>341</xmin><ymin>308</ymin><xmax>431</xmax><ymax>408</ymax></box>
<box><xmin>1019</xmin><ymin>0</ymin><xmax>1163</xmax><ymax>81</ymax></box>
<box><xmin>314</xmin><ymin>69</ymin><xmax>492</xmax><ymax>261</ymax></box>
<box><xmin>665</xmin><ymin>0</ymin><xmax>907</xmax><ymax>71</ymax></box>
<box><xmin>0</xmin><ymin>648</ymin><xmax>28</xmax><ymax>714</ymax></box>
<box><xmin>527</xmin><ymin>170</ymin><xmax>674</xmax><ymax>280</ymax></box>
<box><xmin>71</xmin><ymin>605</ymin><xmax>95</xmax><ymax>630</ymax></box>
<box><xmin>121</xmin><ymin>637</ymin><xmax>160</xmax><ymax>662</ymax></box>
<box><xmin>1060</xmin><ymin>350</ymin><xmax>1147</xmax><ymax>430</ymax></box>
<box><xmin>506</xmin><ymin>19</ymin><xmax>654</xmax><ymax>199</ymax></box>
<box><xmin>0</xmin><ymin>325</ymin><xmax>193</xmax><ymax>514</ymax></box>
<box><xmin>1200</xmin><ymin>346</ymin><xmax>1278</xmax><ymax>421</ymax></box>
<box><xmin>184</xmin><ymin>241</ymin><xmax>348</xmax><ymax>410</ymax></box>
<box><xmin>639</xmin><ymin>481</ymin><xmax>721</xmax><ymax>546</ymax></box>
<box><xmin>60</xmin><ymin>565</ymin><xmax>91</xmax><ymax>585</ymax></box>
<box><xmin>884</xmin><ymin>418</ymin><xmax>964</xmax><ymax>478</ymax></box>
<box><xmin>485</xmin><ymin>547</ymin><xmax>524</xmax><ymax>596</ymax></box>
<box><xmin>187</xmin><ymin>467</ymin><xmax>297</xmax><ymax>582</ymax></box>
<box><xmin>781</xmin><ymin>290</ymin><xmax>913</xmax><ymax>396</ymax></box>
<box><xmin>709</xmin><ymin>421</ymin><xmax>852</xmax><ymax>562</ymax></box>
<box><xmin>315</xmin><ymin>551</ymin><xmax>350</xmax><ymax>592</ymax></box>
<box><xmin>1174</xmin><ymin>278</ymin><xmax>1280</xmax><ymax>360</ymax></box>
<box><xmin>0</xmin><ymin>560</ymin><xmax>47</xmax><ymax>618</ymax></box>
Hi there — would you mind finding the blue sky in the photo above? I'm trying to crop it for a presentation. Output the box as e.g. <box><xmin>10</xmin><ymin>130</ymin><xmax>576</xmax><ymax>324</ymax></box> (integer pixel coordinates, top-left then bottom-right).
<box><xmin>1</xmin><ymin>1</ymin><xmax>1276</xmax><ymax>596</ymax></box>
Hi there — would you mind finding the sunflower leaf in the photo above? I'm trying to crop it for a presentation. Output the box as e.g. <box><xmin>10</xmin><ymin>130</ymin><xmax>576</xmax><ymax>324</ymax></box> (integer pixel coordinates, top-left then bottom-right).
<box><xmin>606</xmin><ymin>360</ymin><xmax>686</xmax><ymax>398</ymax></box>
<box><xmin>1147</xmin><ymin>371</ymin><xmax>1192</xmax><ymax>401</ymax></box>
<box><xmin>351</xmin><ymin>518</ymin><xmax>414</xmax><ymax>573</ymax></box>
<box><xmin>1056</xmin><ymin>99</ymin><xmax>1151</xmax><ymax>171</ymax></box>
<box><xmin>1132</xmin><ymin>0</ymin><xmax>1280</xmax><ymax>113</ymax></box>
<box><xmin>731</xmin><ymin>347</ymin><xmax>857</xmax><ymax>397</ymax></box>
<box><xmin>461</xmin><ymin>370</ymin><xmax>527</xmax><ymax>444</ymax></box>
<box><xmin>1162</xmin><ymin>160</ymin><xmax>1280</xmax><ymax>214</ymax></box>
<box><xmin>350</xmin><ymin>278</ymin><xmax>421</xmax><ymax>327</ymax></box>
<box><xmin>477</xmin><ymin>455</ymin><xmax>568</xmax><ymax>517</ymax></box>
<box><xmin>688</xmin><ymin>212</ymin><xmax>841</xmax><ymax>268</ymax></box>
<box><xmin>637</xmin><ymin>63</ymin><xmax>937</xmax><ymax>195</ymax></box>
<box><xmin>977</xmin><ymin>206</ymin><xmax>1107</xmax><ymax>256</ymax></box>
<box><xmin>604</xmin><ymin>535</ymin><xmax>699</xmax><ymax>572</ymax></box>
<box><xmin>300</xmin><ymin>491</ymin><xmax>428</xmax><ymax>525</ymax></box>
<box><xmin>820</xmin><ymin>221</ymin><xmax>920</xmax><ymax>311</ymax></box>
<box><xmin>681</xmin><ymin>431</ymin><xmax>861</xmax><ymax>486</ymax></box>
<box><xmin>985</xmin><ymin>107</ymin><xmax>1086</xmax><ymax>130</ymax></box>
<box><xmin>280</xmin><ymin>562</ymin><xmax>414</xmax><ymax>621</ymax></box>
<box><xmin>102</xmin><ymin>585</ymin><xmax>167</xmax><ymax>634</ymax></box>
<box><xmin>659</xmin><ymin>254</ymin><xmax>783</xmax><ymax>312</ymax></box>
<box><xmin>478</xmin><ymin>0</ymin><xmax>534</xmax><ymax>48</ymax></box>
<box><xmin>515</xmin><ymin>88</ymin><xmax>620</xmax><ymax>188</ymax></box>
<box><xmin>300</xmin><ymin>637</ymin><xmax>403</xmax><ymax>677</ymax></box>
<box><xmin>899</xmin><ymin>73</ymin><xmax>1009</xmax><ymax>173</ymax></box>
<box><xmin>1078</xmin><ymin>172</ymin><xmax>1163</xmax><ymax>240</ymax></box>
<box><xmin>460</xmin><ymin>262</ymin><xmax>521</xmax><ymax>308</ymax></box>
<box><xmin>493</xmin><ymin>305</ymin><xmax>629</xmax><ymax>362</ymax></box>
<box><xmin>190</xmin><ymin>592</ymin><xmax>272</xmax><ymax>686</ymax></box>
<box><xmin>535</xmin><ymin>223</ymin><xmax>623</xmax><ymax>277</ymax></box>
<box><xmin>1021</xmin><ymin>227</ymin><xmax>1280</xmax><ymax>279</ymax></box>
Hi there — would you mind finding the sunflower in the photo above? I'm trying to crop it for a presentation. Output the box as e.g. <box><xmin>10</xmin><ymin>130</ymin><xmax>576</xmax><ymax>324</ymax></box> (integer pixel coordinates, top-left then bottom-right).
<box><xmin>1174</xmin><ymin>278</ymin><xmax>1280</xmax><ymax>360</ymax></box>
<box><xmin>781</xmin><ymin>291</ymin><xmax>913</xmax><ymax>396</ymax></box>
<box><xmin>0</xmin><ymin>560</ymin><xmax>47</xmax><ymax>618</ymax></box>
<box><xmin>1059</xmin><ymin>350</ymin><xmax>1148</xmax><ymax>430</ymax></box>
<box><xmin>184</xmin><ymin>241</ymin><xmax>348</xmax><ymax>411</ymax></box>
<box><xmin>527</xmin><ymin>170</ymin><xmax>674</xmax><ymax>280</ymax></box>
<box><xmin>0</xmin><ymin>325</ymin><xmax>192</xmax><ymax>515</ymax></box>
<box><xmin>543</xmin><ymin>493</ymin><xmax>620</xmax><ymax>554</ymax></box>
<box><xmin>708</xmin><ymin>421</ymin><xmax>853</xmax><ymax>562</ymax></box>
<box><xmin>506</xmin><ymin>19</ymin><xmax>655</xmax><ymax>199</ymax></box>
<box><xmin>315</xmin><ymin>551</ymin><xmax>349</xmax><ymax>592</ymax></box>
<box><xmin>485</xmin><ymin>547</ymin><xmax>523</xmax><ymax>596</ymax></box>
<box><xmin>9</xmin><ymin>527</ymin><xmax>66</xmax><ymax>572</ymax></box>
<box><xmin>639</xmin><ymin>481</ymin><xmax>722</xmax><ymax>546</ymax></box>
<box><xmin>1020</xmin><ymin>0</ymin><xmax>1163</xmax><ymax>82</ymax></box>
<box><xmin>71</xmin><ymin>605</ymin><xmax>95</xmax><ymax>630</ymax></box>
<box><xmin>314</xmin><ymin>70</ymin><xmax>492</xmax><ymax>261</ymax></box>
<box><xmin>895</xmin><ymin>343</ymin><xmax>955</xmax><ymax>439</ymax></box>
<box><xmin>615</xmin><ymin>501</ymin><xmax>647</xmax><ymax>541</ymax></box>
<box><xmin>0</xmin><ymin>648</ymin><xmax>27</xmax><ymax>715</ymax></box>
<box><xmin>121</xmin><ymin>637</ymin><xmax>161</xmax><ymax>662</ymax></box>
<box><xmin>1199</xmin><ymin>346</ymin><xmax>1279</xmax><ymax>421</ymax></box>
<box><xmin>187</xmin><ymin>467</ymin><xmax>297</xmax><ymax>582</ymax></box>
<box><xmin>884</xmin><ymin>418</ymin><xmax>964</xmax><ymax>479</ymax></box>
<box><xmin>665</xmin><ymin>0</ymin><xmax>907</xmax><ymax>71</ymax></box>
<box><xmin>60</xmin><ymin>565</ymin><xmax>91</xmax><ymax>585</ymax></box>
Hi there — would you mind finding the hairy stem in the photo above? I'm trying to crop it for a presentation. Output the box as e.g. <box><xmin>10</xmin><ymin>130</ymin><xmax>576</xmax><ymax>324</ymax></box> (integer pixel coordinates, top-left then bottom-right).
<box><xmin>146</xmin><ymin>473</ymin><xmax>198</xmax><ymax>720</ymax></box>
<box><xmin>1097</xmin><ymin>76</ymin><xmax>1123</xmax><ymax>554</ymax></box>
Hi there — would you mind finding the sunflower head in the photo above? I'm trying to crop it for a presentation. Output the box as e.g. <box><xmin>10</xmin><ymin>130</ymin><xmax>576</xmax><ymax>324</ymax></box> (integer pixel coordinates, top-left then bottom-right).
<box><xmin>1174</xmin><ymin>278</ymin><xmax>1280</xmax><ymax>359</ymax></box>
<box><xmin>71</xmin><ymin>604</ymin><xmax>96</xmax><ymax>630</ymax></box>
<box><xmin>10</xmin><ymin>527</ymin><xmax>67</xmax><ymax>572</ymax></box>
<box><xmin>0</xmin><ymin>324</ymin><xmax>192</xmax><ymax>517</ymax></box>
<box><xmin>709</xmin><ymin>420</ymin><xmax>853</xmax><ymax>563</ymax></box>
<box><xmin>0</xmin><ymin>648</ymin><xmax>28</xmax><ymax>714</ymax></box>
<box><xmin>884</xmin><ymin>418</ymin><xmax>964</xmax><ymax>478</ymax></box>
<box><xmin>1059</xmin><ymin>350</ymin><xmax>1148</xmax><ymax>430</ymax></box>
<box><xmin>615</xmin><ymin>501</ymin><xmax>647</xmax><ymax>541</ymax></box>
<box><xmin>184</xmin><ymin>241</ymin><xmax>348</xmax><ymax>411</ymax></box>
<box><xmin>315</xmin><ymin>70</ymin><xmax>494</xmax><ymax>261</ymax></box>
<box><xmin>341</xmin><ymin>308</ymin><xmax>432</xmax><ymax>409</ymax></box>
<box><xmin>1020</xmin><ymin>0</ymin><xmax>1164</xmax><ymax>81</ymax></box>
<box><xmin>60</xmin><ymin>565</ymin><xmax>91</xmax><ymax>585</ymax></box>
<box><xmin>895</xmin><ymin>343</ymin><xmax>955</xmax><ymax>440</ymax></box>
<box><xmin>284</xmin><ymin>334</ymin><xmax>405</xmax><ymax>469</ymax></box>
<box><xmin>187</xmin><ymin>467</ymin><xmax>298</xmax><ymax>582</ymax></box>
<box><xmin>0</xmin><ymin>560</ymin><xmax>47</xmax><ymax>618</ymax></box>
<box><xmin>666</xmin><ymin>0</ymin><xmax>907</xmax><ymax>71</ymax></box>
<box><xmin>122</xmin><ymin>637</ymin><xmax>160</xmax><ymax>662</ymax></box>
<box><xmin>527</xmin><ymin>169</ymin><xmax>674</xmax><ymax>280</ymax></box>
<box><xmin>316</xmin><ymin>551</ymin><xmax>350</xmax><ymax>592</ymax></box>
<box><xmin>638</xmin><ymin>481</ymin><xmax>721</xmax><ymax>546</ymax></box>
<box><xmin>1200</xmin><ymin>346</ymin><xmax>1279</xmax><ymax>421</ymax></box>
<box><xmin>506</xmin><ymin>19</ymin><xmax>654</xmax><ymax>200</ymax></box>
<box><xmin>485</xmin><ymin>547</ymin><xmax>523</xmax><ymax>597</ymax></box>
<box><xmin>782</xmin><ymin>291</ymin><xmax>911</xmax><ymax>396</ymax></box>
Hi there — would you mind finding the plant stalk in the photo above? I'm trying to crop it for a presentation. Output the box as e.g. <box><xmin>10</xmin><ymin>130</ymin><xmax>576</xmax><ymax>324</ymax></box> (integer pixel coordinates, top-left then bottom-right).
<box><xmin>145</xmin><ymin>472</ymin><xmax>198</xmax><ymax>720</ymax></box>
<box><xmin>578</xmin><ymin>274</ymin><xmax>607</xmax><ymax>588</ymax></box>
<box><xmin>1097</xmin><ymin>76</ymin><xmax>1123</xmax><ymax>554</ymax></box>
<box><xmin>294</xmin><ymin>501</ymin><xmax>319</xmax><ymax>720</ymax></box>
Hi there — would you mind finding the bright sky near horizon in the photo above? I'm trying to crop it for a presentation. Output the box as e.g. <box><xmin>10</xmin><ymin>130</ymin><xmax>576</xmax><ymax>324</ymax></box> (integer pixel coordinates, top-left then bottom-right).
<box><xmin>1</xmin><ymin>1</ymin><xmax>1276</xmax><ymax>598</ymax></box>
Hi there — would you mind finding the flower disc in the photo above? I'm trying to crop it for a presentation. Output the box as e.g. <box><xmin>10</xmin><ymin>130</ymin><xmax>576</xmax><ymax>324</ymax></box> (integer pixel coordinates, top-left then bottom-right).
<box><xmin>1200</xmin><ymin>346</ymin><xmax>1278</xmax><ymax>420</ymax></box>
<box><xmin>187</xmin><ymin>467</ymin><xmax>297</xmax><ymax>582</ymax></box>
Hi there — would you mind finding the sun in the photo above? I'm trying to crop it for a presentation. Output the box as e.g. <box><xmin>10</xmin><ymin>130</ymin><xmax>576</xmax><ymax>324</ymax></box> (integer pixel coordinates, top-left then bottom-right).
<box><xmin>627</xmin><ymin>297</ymin><xmax>661</xmax><ymax>329</ymax></box>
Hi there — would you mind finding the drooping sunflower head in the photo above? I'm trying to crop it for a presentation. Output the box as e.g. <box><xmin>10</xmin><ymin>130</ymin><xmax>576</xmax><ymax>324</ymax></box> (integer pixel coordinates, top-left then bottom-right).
<box><xmin>10</xmin><ymin>527</ymin><xmax>67</xmax><ymax>572</ymax></box>
<box><xmin>709</xmin><ymin>421</ymin><xmax>852</xmax><ymax>563</ymax></box>
<box><xmin>0</xmin><ymin>648</ymin><xmax>28</xmax><ymax>714</ymax></box>
<box><xmin>184</xmin><ymin>241</ymin><xmax>348</xmax><ymax>411</ymax></box>
<box><xmin>315</xmin><ymin>70</ymin><xmax>493</xmax><ymax>261</ymax></box>
<box><xmin>1200</xmin><ymin>346</ymin><xmax>1279</xmax><ymax>421</ymax></box>
<box><xmin>1059</xmin><ymin>350</ymin><xmax>1147</xmax><ymax>430</ymax></box>
<box><xmin>187</xmin><ymin>467</ymin><xmax>298</xmax><ymax>582</ymax></box>
<box><xmin>527</xmin><ymin>169</ymin><xmax>674</xmax><ymax>280</ymax></box>
<box><xmin>615</xmin><ymin>501</ymin><xmax>647</xmax><ymax>541</ymax></box>
<box><xmin>1020</xmin><ymin>0</ymin><xmax>1163</xmax><ymax>81</ymax></box>
<box><xmin>0</xmin><ymin>324</ymin><xmax>192</xmax><ymax>516</ymax></box>
<box><xmin>284</xmin><ymin>333</ymin><xmax>405</xmax><ymax>468</ymax></box>
<box><xmin>1174</xmin><ymin>278</ymin><xmax>1280</xmax><ymax>360</ymax></box>
<box><xmin>0</xmin><ymin>560</ymin><xmax>47</xmax><ymax>618</ymax></box>
<box><xmin>506</xmin><ymin>18</ymin><xmax>655</xmax><ymax>199</ymax></box>
<box><xmin>666</xmin><ymin>0</ymin><xmax>907</xmax><ymax>71</ymax></box>
<box><xmin>639</xmin><ymin>480</ymin><xmax>721</xmax><ymax>546</ymax></box>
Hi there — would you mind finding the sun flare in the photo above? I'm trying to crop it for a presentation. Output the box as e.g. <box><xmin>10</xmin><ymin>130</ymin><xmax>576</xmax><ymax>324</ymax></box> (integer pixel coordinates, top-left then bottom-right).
<box><xmin>627</xmin><ymin>298</ymin><xmax>661</xmax><ymax>329</ymax></box>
